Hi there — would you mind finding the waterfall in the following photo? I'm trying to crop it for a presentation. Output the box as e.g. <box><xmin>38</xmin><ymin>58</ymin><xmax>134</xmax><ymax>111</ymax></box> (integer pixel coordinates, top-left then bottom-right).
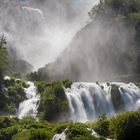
<box><xmin>17</xmin><ymin>81</ymin><xmax>40</xmax><ymax>119</ymax></box>
<box><xmin>51</xmin><ymin>129</ymin><xmax>67</xmax><ymax>140</ymax></box>
<box><xmin>65</xmin><ymin>82</ymin><xmax>140</xmax><ymax>122</ymax></box>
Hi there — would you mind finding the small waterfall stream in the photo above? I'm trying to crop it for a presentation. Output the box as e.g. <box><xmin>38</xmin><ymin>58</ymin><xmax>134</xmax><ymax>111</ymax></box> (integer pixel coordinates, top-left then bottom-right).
<box><xmin>65</xmin><ymin>82</ymin><xmax>140</xmax><ymax>122</ymax></box>
<box><xmin>17</xmin><ymin>81</ymin><xmax>40</xmax><ymax>118</ymax></box>
<box><xmin>52</xmin><ymin>129</ymin><xmax>67</xmax><ymax>140</ymax></box>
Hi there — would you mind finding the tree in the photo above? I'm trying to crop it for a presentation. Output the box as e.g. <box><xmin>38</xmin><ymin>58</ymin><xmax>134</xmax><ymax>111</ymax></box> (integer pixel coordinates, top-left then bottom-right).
<box><xmin>0</xmin><ymin>35</ymin><xmax>9</xmax><ymax>89</ymax></box>
<box><xmin>89</xmin><ymin>0</ymin><xmax>140</xmax><ymax>18</ymax></box>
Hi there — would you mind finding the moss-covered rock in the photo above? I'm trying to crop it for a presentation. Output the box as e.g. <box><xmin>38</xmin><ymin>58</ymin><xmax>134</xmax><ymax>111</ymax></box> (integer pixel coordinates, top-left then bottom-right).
<box><xmin>38</xmin><ymin>81</ymin><xmax>71</xmax><ymax>122</ymax></box>
<box><xmin>111</xmin><ymin>84</ymin><xmax>125</xmax><ymax>113</ymax></box>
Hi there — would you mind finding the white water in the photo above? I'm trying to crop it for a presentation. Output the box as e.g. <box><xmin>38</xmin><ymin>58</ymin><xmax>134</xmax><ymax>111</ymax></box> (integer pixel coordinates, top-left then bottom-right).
<box><xmin>51</xmin><ymin>129</ymin><xmax>67</xmax><ymax>140</ymax></box>
<box><xmin>4</xmin><ymin>76</ymin><xmax>11</xmax><ymax>80</ymax></box>
<box><xmin>51</xmin><ymin>128</ymin><xmax>113</xmax><ymax>140</ymax></box>
<box><xmin>65</xmin><ymin>82</ymin><xmax>140</xmax><ymax>122</ymax></box>
<box><xmin>92</xmin><ymin>129</ymin><xmax>114</xmax><ymax>140</ymax></box>
<box><xmin>17</xmin><ymin>81</ymin><xmax>40</xmax><ymax>119</ymax></box>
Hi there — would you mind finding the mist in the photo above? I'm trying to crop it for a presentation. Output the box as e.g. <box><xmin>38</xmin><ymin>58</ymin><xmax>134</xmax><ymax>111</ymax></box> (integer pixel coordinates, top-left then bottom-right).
<box><xmin>0</xmin><ymin>0</ymin><xmax>99</xmax><ymax>69</ymax></box>
<box><xmin>36</xmin><ymin>8</ymin><xmax>136</xmax><ymax>82</ymax></box>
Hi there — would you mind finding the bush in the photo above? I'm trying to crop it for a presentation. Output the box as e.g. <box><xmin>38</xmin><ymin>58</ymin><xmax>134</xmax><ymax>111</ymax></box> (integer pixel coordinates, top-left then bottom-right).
<box><xmin>0</xmin><ymin>116</ymin><xmax>18</xmax><ymax>129</ymax></box>
<box><xmin>0</xmin><ymin>125</ymin><xmax>21</xmax><ymax>140</ymax></box>
<box><xmin>55</xmin><ymin>124</ymin><xmax>68</xmax><ymax>134</ymax></box>
<box><xmin>109</xmin><ymin>111</ymin><xmax>140</xmax><ymax>140</ymax></box>
<box><xmin>0</xmin><ymin>78</ymin><xmax>27</xmax><ymax>115</ymax></box>
<box><xmin>12</xmin><ymin>123</ymin><xmax>55</xmax><ymax>140</ymax></box>
<box><xmin>66</xmin><ymin>123</ymin><xmax>91</xmax><ymax>139</ymax></box>
<box><xmin>92</xmin><ymin>115</ymin><xmax>110</xmax><ymax>137</ymax></box>
<box><xmin>63</xmin><ymin>80</ymin><xmax>72</xmax><ymax>88</ymax></box>
<box><xmin>11</xmin><ymin>130</ymin><xmax>31</xmax><ymax>140</ymax></box>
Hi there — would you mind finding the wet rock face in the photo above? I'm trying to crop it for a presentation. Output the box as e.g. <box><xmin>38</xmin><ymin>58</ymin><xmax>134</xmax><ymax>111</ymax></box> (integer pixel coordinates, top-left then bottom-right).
<box><xmin>111</xmin><ymin>84</ymin><xmax>125</xmax><ymax>113</ymax></box>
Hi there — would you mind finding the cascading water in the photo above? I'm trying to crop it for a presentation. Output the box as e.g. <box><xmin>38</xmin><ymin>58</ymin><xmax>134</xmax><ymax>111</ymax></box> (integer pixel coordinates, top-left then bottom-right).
<box><xmin>51</xmin><ymin>129</ymin><xmax>67</xmax><ymax>140</ymax></box>
<box><xmin>17</xmin><ymin>81</ymin><xmax>40</xmax><ymax>119</ymax></box>
<box><xmin>65</xmin><ymin>82</ymin><xmax>140</xmax><ymax>122</ymax></box>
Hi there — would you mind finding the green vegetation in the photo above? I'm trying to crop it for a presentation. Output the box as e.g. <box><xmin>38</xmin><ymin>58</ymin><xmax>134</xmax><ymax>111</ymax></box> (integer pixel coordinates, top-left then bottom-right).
<box><xmin>89</xmin><ymin>0</ymin><xmax>140</xmax><ymax>18</ymax></box>
<box><xmin>0</xmin><ymin>111</ymin><xmax>139</xmax><ymax>140</ymax></box>
<box><xmin>92</xmin><ymin>115</ymin><xmax>110</xmax><ymax>137</ymax></box>
<box><xmin>0</xmin><ymin>78</ymin><xmax>27</xmax><ymax>115</ymax></box>
<box><xmin>36</xmin><ymin>80</ymin><xmax>72</xmax><ymax>122</ymax></box>
<box><xmin>109</xmin><ymin>111</ymin><xmax>140</xmax><ymax>140</ymax></box>
<box><xmin>0</xmin><ymin>35</ymin><xmax>9</xmax><ymax>90</ymax></box>
<box><xmin>65</xmin><ymin>123</ymin><xmax>104</xmax><ymax>140</ymax></box>
<box><xmin>91</xmin><ymin>110</ymin><xmax>140</xmax><ymax>140</ymax></box>
<box><xmin>0</xmin><ymin>35</ymin><xmax>27</xmax><ymax>115</ymax></box>
<box><xmin>0</xmin><ymin>116</ymin><xmax>55</xmax><ymax>140</ymax></box>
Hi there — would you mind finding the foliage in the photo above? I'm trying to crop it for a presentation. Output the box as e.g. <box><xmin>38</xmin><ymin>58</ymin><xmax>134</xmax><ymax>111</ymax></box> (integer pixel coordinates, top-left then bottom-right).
<box><xmin>39</xmin><ymin>82</ymin><xmax>69</xmax><ymax>121</ymax></box>
<box><xmin>0</xmin><ymin>116</ymin><xmax>18</xmax><ymax>129</ymax></box>
<box><xmin>27</xmin><ymin>72</ymin><xmax>40</xmax><ymax>82</ymax></box>
<box><xmin>92</xmin><ymin>115</ymin><xmax>110</xmax><ymax>137</ymax></box>
<box><xmin>35</xmin><ymin>80</ymin><xmax>72</xmax><ymax>121</ymax></box>
<box><xmin>63</xmin><ymin>80</ymin><xmax>72</xmax><ymax>89</ymax></box>
<box><xmin>66</xmin><ymin>123</ymin><xmax>104</xmax><ymax>140</ymax></box>
<box><xmin>0</xmin><ymin>125</ymin><xmax>21</xmax><ymax>140</ymax></box>
<box><xmin>0</xmin><ymin>35</ymin><xmax>9</xmax><ymax>72</ymax></box>
<box><xmin>0</xmin><ymin>78</ymin><xmax>26</xmax><ymax>115</ymax></box>
<box><xmin>66</xmin><ymin>123</ymin><xmax>91</xmax><ymax>139</ymax></box>
<box><xmin>0</xmin><ymin>111</ymin><xmax>140</xmax><ymax>140</ymax></box>
<box><xmin>109</xmin><ymin>111</ymin><xmax>140</xmax><ymax>140</ymax></box>
<box><xmin>12</xmin><ymin>128</ymin><xmax>54</xmax><ymax>140</ymax></box>
<box><xmin>55</xmin><ymin>124</ymin><xmax>68</xmax><ymax>134</ymax></box>
<box><xmin>89</xmin><ymin>0</ymin><xmax>140</xmax><ymax>18</ymax></box>
<box><xmin>0</xmin><ymin>35</ymin><xmax>9</xmax><ymax>89</ymax></box>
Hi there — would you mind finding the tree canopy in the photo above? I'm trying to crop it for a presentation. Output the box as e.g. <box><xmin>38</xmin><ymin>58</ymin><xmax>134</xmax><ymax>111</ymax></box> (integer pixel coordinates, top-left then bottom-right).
<box><xmin>89</xmin><ymin>0</ymin><xmax>140</xmax><ymax>18</ymax></box>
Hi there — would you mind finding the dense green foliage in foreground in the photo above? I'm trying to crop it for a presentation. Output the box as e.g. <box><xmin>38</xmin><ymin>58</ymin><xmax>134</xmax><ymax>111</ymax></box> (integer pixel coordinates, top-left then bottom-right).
<box><xmin>0</xmin><ymin>111</ymin><xmax>140</xmax><ymax>140</ymax></box>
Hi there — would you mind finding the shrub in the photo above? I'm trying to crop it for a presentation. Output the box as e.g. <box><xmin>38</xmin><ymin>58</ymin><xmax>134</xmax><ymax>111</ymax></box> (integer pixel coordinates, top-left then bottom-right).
<box><xmin>66</xmin><ymin>123</ymin><xmax>92</xmax><ymax>140</ymax></box>
<box><xmin>0</xmin><ymin>116</ymin><xmax>18</xmax><ymax>129</ymax></box>
<box><xmin>92</xmin><ymin>115</ymin><xmax>110</xmax><ymax>137</ymax></box>
<box><xmin>63</xmin><ymin>80</ymin><xmax>72</xmax><ymax>88</ymax></box>
<box><xmin>0</xmin><ymin>125</ymin><xmax>21</xmax><ymax>140</ymax></box>
<box><xmin>109</xmin><ymin>111</ymin><xmax>140</xmax><ymax>140</ymax></box>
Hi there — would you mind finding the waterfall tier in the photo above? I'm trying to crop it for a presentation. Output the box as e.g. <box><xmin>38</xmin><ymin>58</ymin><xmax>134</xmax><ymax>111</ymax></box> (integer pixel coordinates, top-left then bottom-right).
<box><xmin>17</xmin><ymin>81</ymin><xmax>40</xmax><ymax>118</ymax></box>
<box><xmin>65</xmin><ymin>82</ymin><xmax>140</xmax><ymax>122</ymax></box>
